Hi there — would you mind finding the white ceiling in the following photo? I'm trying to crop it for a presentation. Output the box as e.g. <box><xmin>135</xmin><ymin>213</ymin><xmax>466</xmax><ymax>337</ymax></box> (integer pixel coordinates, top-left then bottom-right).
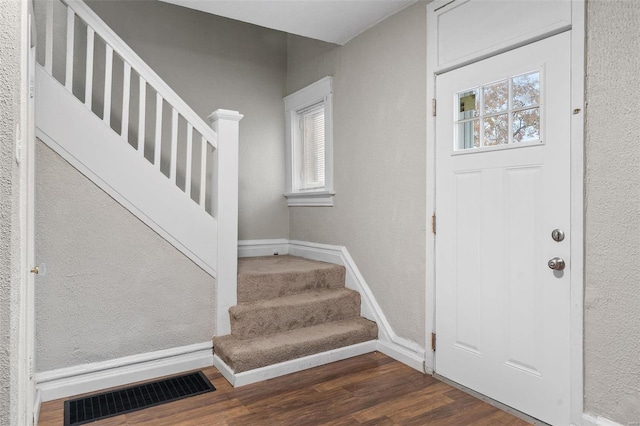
<box><xmin>159</xmin><ymin>0</ymin><xmax>417</xmax><ymax>45</ymax></box>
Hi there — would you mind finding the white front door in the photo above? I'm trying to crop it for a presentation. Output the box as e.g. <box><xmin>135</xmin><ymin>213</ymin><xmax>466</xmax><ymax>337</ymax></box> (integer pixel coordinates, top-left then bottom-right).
<box><xmin>435</xmin><ymin>32</ymin><xmax>571</xmax><ymax>425</ymax></box>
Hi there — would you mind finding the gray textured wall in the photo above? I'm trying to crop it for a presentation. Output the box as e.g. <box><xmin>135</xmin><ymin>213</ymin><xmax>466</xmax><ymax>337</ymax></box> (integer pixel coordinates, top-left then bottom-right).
<box><xmin>0</xmin><ymin>1</ymin><xmax>23</xmax><ymax>424</ymax></box>
<box><xmin>86</xmin><ymin>0</ymin><xmax>289</xmax><ymax>240</ymax></box>
<box><xmin>287</xmin><ymin>2</ymin><xmax>427</xmax><ymax>346</ymax></box>
<box><xmin>584</xmin><ymin>0</ymin><xmax>640</xmax><ymax>423</ymax></box>
<box><xmin>36</xmin><ymin>142</ymin><xmax>216</xmax><ymax>371</ymax></box>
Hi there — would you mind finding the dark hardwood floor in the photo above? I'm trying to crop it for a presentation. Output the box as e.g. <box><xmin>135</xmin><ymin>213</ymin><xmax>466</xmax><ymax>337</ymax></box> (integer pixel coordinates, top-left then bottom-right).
<box><xmin>38</xmin><ymin>352</ymin><xmax>530</xmax><ymax>425</ymax></box>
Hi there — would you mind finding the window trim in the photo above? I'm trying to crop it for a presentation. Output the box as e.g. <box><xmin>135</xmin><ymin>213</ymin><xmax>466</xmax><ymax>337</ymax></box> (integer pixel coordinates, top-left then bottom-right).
<box><xmin>284</xmin><ymin>76</ymin><xmax>334</xmax><ymax>207</ymax></box>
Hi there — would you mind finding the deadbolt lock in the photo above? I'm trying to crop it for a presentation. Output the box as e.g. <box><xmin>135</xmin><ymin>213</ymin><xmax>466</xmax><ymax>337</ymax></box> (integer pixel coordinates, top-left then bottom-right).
<box><xmin>548</xmin><ymin>257</ymin><xmax>566</xmax><ymax>271</ymax></box>
<box><xmin>551</xmin><ymin>229</ymin><xmax>565</xmax><ymax>242</ymax></box>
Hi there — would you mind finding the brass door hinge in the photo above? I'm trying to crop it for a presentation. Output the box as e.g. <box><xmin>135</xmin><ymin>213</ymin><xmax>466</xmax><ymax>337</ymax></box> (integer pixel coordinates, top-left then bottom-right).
<box><xmin>431</xmin><ymin>214</ymin><xmax>436</xmax><ymax>234</ymax></box>
<box><xmin>431</xmin><ymin>332</ymin><xmax>436</xmax><ymax>351</ymax></box>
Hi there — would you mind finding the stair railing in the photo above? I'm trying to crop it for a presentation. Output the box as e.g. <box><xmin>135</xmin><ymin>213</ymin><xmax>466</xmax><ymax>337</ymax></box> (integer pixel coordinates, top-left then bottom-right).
<box><xmin>39</xmin><ymin>0</ymin><xmax>240</xmax><ymax>335</ymax></box>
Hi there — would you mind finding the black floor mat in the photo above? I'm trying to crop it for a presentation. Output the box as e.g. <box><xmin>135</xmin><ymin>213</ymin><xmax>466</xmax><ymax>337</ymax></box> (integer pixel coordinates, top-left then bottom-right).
<box><xmin>63</xmin><ymin>371</ymin><xmax>216</xmax><ymax>425</ymax></box>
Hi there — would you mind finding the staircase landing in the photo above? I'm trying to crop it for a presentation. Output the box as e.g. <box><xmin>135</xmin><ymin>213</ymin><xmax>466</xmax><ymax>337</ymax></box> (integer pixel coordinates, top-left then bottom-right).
<box><xmin>213</xmin><ymin>255</ymin><xmax>378</xmax><ymax>374</ymax></box>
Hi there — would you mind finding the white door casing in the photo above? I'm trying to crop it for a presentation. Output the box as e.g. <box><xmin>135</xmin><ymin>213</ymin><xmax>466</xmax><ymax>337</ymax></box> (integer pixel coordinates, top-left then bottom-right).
<box><xmin>18</xmin><ymin>3</ymin><xmax>37</xmax><ymax>425</ymax></box>
<box><xmin>434</xmin><ymin>32</ymin><xmax>571</xmax><ymax>425</ymax></box>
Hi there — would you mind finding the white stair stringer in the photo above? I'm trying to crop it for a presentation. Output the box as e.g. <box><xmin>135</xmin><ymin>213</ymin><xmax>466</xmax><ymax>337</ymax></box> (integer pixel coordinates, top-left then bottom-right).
<box><xmin>36</xmin><ymin>65</ymin><xmax>217</xmax><ymax>276</ymax></box>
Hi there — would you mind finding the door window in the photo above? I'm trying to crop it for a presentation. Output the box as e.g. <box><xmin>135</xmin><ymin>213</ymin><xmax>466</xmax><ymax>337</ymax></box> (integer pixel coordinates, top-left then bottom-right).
<box><xmin>455</xmin><ymin>71</ymin><xmax>541</xmax><ymax>151</ymax></box>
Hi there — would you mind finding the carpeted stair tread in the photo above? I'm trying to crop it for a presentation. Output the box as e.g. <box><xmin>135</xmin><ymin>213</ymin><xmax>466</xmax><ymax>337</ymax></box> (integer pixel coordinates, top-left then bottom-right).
<box><xmin>213</xmin><ymin>318</ymin><xmax>378</xmax><ymax>373</ymax></box>
<box><xmin>230</xmin><ymin>288</ymin><xmax>361</xmax><ymax>339</ymax></box>
<box><xmin>238</xmin><ymin>255</ymin><xmax>346</xmax><ymax>302</ymax></box>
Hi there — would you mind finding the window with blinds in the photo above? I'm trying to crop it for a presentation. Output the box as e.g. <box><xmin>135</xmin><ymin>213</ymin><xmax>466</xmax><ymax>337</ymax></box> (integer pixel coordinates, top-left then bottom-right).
<box><xmin>300</xmin><ymin>104</ymin><xmax>325</xmax><ymax>190</ymax></box>
<box><xmin>283</xmin><ymin>76</ymin><xmax>333</xmax><ymax>206</ymax></box>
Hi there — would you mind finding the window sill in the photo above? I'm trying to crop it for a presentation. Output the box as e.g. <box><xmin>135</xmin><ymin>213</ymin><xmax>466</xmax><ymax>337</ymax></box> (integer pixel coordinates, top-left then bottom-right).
<box><xmin>284</xmin><ymin>191</ymin><xmax>335</xmax><ymax>207</ymax></box>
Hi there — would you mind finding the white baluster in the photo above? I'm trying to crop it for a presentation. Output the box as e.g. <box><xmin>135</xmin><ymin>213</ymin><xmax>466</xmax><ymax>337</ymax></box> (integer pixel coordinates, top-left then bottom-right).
<box><xmin>185</xmin><ymin>124</ymin><xmax>193</xmax><ymax>198</ymax></box>
<box><xmin>45</xmin><ymin>0</ymin><xmax>53</xmax><ymax>74</ymax></box>
<box><xmin>65</xmin><ymin>8</ymin><xmax>75</xmax><ymax>91</ymax></box>
<box><xmin>170</xmin><ymin>109</ymin><xmax>179</xmax><ymax>183</ymax></box>
<box><xmin>154</xmin><ymin>94</ymin><xmax>163</xmax><ymax>169</ymax></box>
<box><xmin>84</xmin><ymin>27</ymin><xmax>95</xmax><ymax>108</ymax></box>
<box><xmin>121</xmin><ymin>62</ymin><xmax>131</xmax><ymax>140</ymax></box>
<box><xmin>103</xmin><ymin>45</ymin><xmax>113</xmax><ymax>125</ymax></box>
<box><xmin>199</xmin><ymin>136</ymin><xmax>207</xmax><ymax>208</ymax></box>
<box><xmin>138</xmin><ymin>77</ymin><xmax>146</xmax><ymax>155</ymax></box>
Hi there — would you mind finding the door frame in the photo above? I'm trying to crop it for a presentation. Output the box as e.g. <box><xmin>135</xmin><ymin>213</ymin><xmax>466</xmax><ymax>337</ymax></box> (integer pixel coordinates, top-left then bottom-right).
<box><xmin>18</xmin><ymin>1</ymin><xmax>37</xmax><ymax>424</ymax></box>
<box><xmin>425</xmin><ymin>1</ymin><xmax>585</xmax><ymax>424</ymax></box>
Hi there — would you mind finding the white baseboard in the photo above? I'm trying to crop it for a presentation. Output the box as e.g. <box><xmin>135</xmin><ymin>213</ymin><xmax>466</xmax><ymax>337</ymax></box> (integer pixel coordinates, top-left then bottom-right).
<box><xmin>212</xmin><ymin>354</ymin><xmax>236</xmax><ymax>386</ymax></box>
<box><xmin>376</xmin><ymin>340</ymin><xmax>427</xmax><ymax>373</ymax></box>
<box><xmin>215</xmin><ymin>340</ymin><xmax>377</xmax><ymax>387</ymax></box>
<box><xmin>238</xmin><ymin>239</ymin><xmax>290</xmax><ymax>257</ymax></box>
<box><xmin>33</xmin><ymin>389</ymin><xmax>42</xmax><ymax>425</ymax></box>
<box><xmin>582</xmin><ymin>413</ymin><xmax>624</xmax><ymax>426</ymax></box>
<box><xmin>287</xmin><ymin>240</ymin><xmax>426</xmax><ymax>367</ymax></box>
<box><xmin>236</xmin><ymin>239</ymin><xmax>427</xmax><ymax>376</ymax></box>
<box><xmin>36</xmin><ymin>342</ymin><xmax>213</xmax><ymax>402</ymax></box>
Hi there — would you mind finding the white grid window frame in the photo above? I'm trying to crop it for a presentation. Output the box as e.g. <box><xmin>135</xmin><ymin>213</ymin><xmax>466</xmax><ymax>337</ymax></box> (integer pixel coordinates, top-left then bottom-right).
<box><xmin>284</xmin><ymin>76</ymin><xmax>334</xmax><ymax>207</ymax></box>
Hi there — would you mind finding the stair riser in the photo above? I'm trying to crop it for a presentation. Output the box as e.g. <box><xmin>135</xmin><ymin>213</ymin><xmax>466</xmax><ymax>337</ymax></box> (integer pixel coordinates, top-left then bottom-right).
<box><xmin>214</xmin><ymin>319</ymin><xmax>379</xmax><ymax>373</ymax></box>
<box><xmin>230</xmin><ymin>292</ymin><xmax>361</xmax><ymax>339</ymax></box>
<box><xmin>238</xmin><ymin>267</ymin><xmax>346</xmax><ymax>302</ymax></box>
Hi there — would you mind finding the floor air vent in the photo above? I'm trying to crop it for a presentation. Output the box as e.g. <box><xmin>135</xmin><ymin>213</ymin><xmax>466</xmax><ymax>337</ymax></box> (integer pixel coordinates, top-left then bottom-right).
<box><xmin>64</xmin><ymin>371</ymin><xmax>215</xmax><ymax>425</ymax></box>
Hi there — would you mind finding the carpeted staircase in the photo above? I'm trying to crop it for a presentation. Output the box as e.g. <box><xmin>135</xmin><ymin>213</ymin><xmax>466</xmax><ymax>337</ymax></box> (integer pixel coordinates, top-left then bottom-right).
<box><xmin>213</xmin><ymin>255</ymin><xmax>378</xmax><ymax>373</ymax></box>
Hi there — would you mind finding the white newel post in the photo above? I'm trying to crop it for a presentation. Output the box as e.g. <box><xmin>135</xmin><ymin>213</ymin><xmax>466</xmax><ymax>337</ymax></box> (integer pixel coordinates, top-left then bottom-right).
<box><xmin>208</xmin><ymin>109</ymin><xmax>243</xmax><ymax>336</ymax></box>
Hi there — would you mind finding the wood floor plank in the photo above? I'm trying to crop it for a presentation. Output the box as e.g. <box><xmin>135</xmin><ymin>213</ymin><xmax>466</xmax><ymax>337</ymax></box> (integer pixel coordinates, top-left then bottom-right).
<box><xmin>320</xmin><ymin>415</ymin><xmax>396</xmax><ymax>426</ymax></box>
<box><xmin>386</xmin><ymin>393</ymin><xmax>454</xmax><ymax>424</ymax></box>
<box><xmin>312</xmin><ymin>357</ymin><xmax>409</xmax><ymax>392</ymax></box>
<box><xmin>243</xmin><ymin>384</ymin><xmax>330</xmax><ymax>411</ymax></box>
<box><xmin>398</xmin><ymin>393</ymin><xmax>498</xmax><ymax>426</ymax></box>
<box><xmin>38</xmin><ymin>352</ymin><xmax>530</xmax><ymax>426</ymax></box>
<box><xmin>351</xmin><ymin>381</ymin><xmax>452</xmax><ymax>423</ymax></box>
<box><xmin>128</xmin><ymin>398</ymin><xmax>249</xmax><ymax>426</ymax></box>
<box><xmin>227</xmin><ymin>387</ymin><xmax>352</xmax><ymax>425</ymax></box>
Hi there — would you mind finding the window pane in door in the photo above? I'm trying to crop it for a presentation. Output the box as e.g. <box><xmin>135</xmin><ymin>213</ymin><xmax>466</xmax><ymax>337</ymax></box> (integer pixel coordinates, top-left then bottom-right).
<box><xmin>458</xmin><ymin>89</ymin><xmax>479</xmax><ymax>121</ymax></box>
<box><xmin>483</xmin><ymin>114</ymin><xmax>509</xmax><ymax>146</ymax></box>
<box><xmin>512</xmin><ymin>72</ymin><xmax>540</xmax><ymax>108</ymax></box>
<box><xmin>483</xmin><ymin>80</ymin><xmax>508</xmax><ymax>115</ymax></box>
<box><xmin>457</xmin><ymin>120</ymin><xmax>480</xmax><ymax>150</ymax></box>
<box><xmin>512</xmin><ymin>108</ymin><xmax>540</xmax><ymax>143</ymax></box>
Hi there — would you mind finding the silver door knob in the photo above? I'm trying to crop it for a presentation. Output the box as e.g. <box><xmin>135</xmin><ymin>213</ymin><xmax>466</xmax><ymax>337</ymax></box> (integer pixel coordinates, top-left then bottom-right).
<box><xmin>548</xmin><ymin>257</ymin><xmax>565</xmax><ymax>271</ymax></box>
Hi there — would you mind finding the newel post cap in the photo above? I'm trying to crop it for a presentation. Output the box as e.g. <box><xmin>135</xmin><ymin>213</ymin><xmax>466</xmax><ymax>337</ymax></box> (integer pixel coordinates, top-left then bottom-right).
<box><xmin>208</xmin><ymin>109</ymin><xmax>244</xmax><ymax>123</ymax></box>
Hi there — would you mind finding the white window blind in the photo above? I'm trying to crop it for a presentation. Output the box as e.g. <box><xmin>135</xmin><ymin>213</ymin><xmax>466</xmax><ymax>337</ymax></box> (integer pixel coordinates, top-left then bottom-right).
<box><xmin>300</xmin><ymin>104</ymin><xmax>325</xmax><ymax>190</ymax></box>
<box><xmin>284</xmin><ymin>76</ymin><xmax>333</xmax><ymax>206</ymax></box>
